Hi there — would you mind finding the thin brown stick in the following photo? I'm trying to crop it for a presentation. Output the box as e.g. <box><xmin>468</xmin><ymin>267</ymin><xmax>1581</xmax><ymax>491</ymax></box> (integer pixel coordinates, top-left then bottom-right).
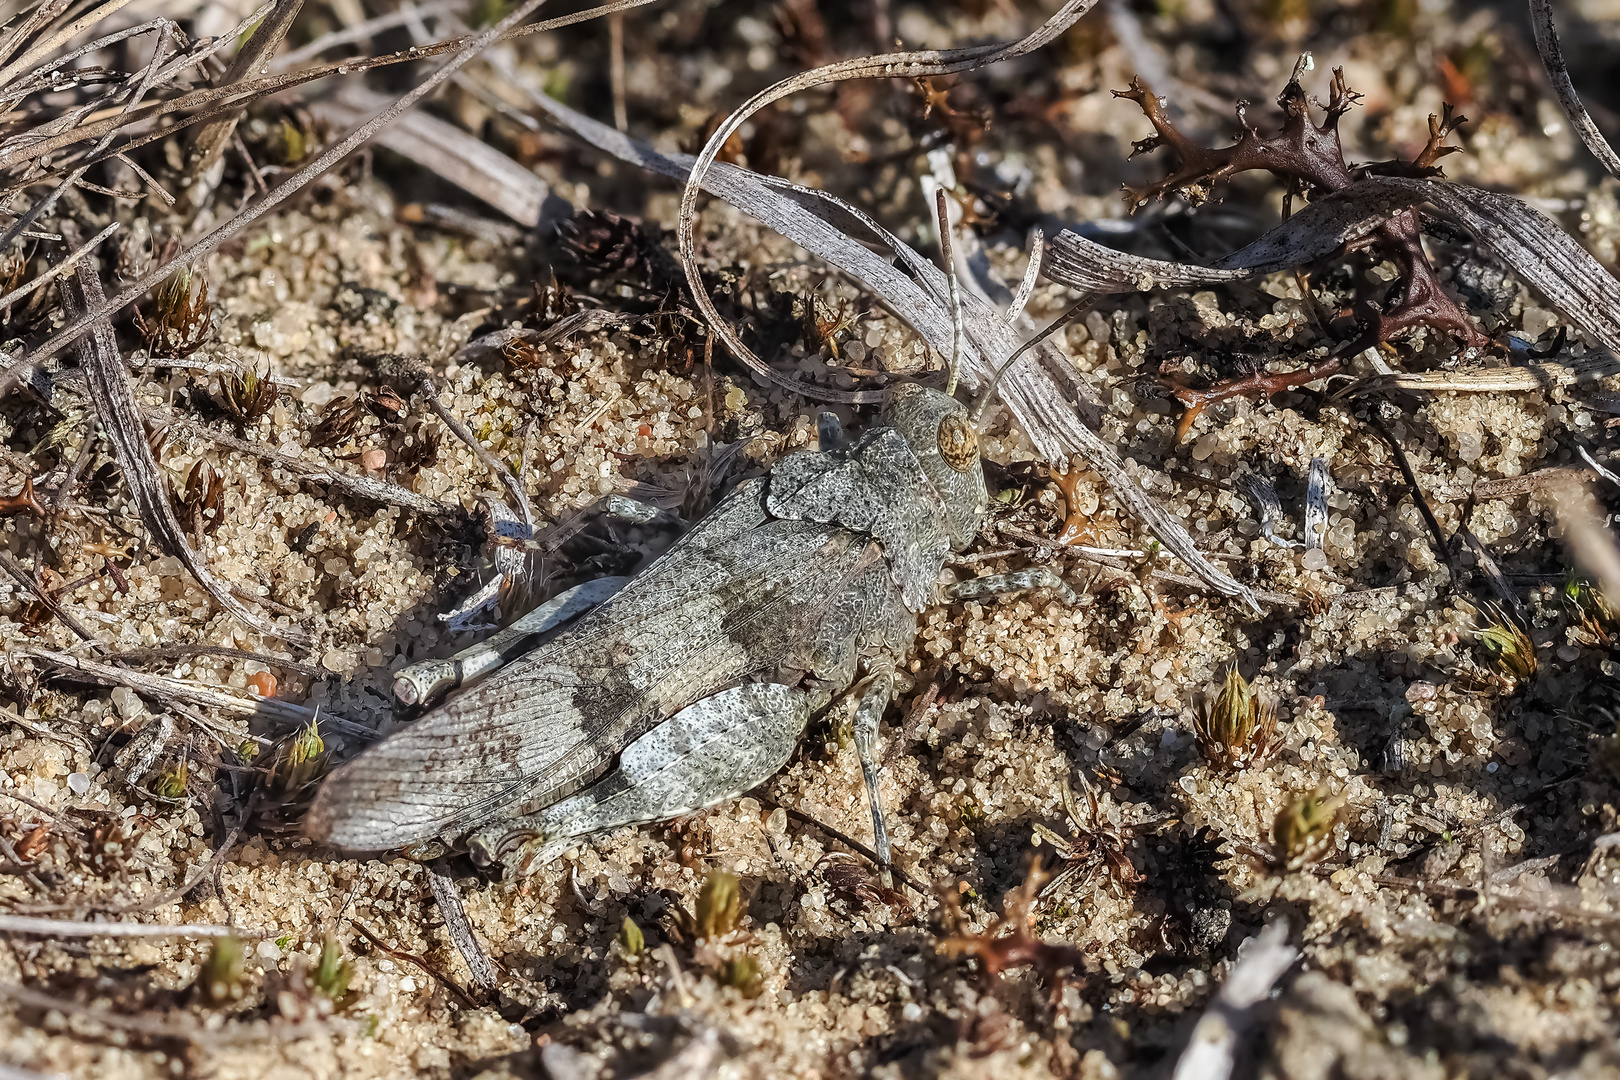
<box><xmin>1367</xmin><ymin>409</ymin><xmax>1455</xmax><ymax>573</ymax></box>
<box><xmin>106</xmin><ymin>828</ymin><xmax>242</xmax><ymax>915</ymax></box>
<box><xmin>96</xmin><ymin>645</ymin><xmax>324</xmax><ymax>678</ymax></box>
<box><xmin>0</xmin><ymin>220</ymin><xmax>117</xmax><ymax>311</ymax></box>
<box><xmin>0</xmin><ymin>0</ymin><xmax>143</xmax><ymax>92</ymax></box>
<box><xmin>0</xmin><ymin>0</ymin><xmax>662</xmax><ymax>177</ymax></box>
<box><xmin>350</xmin><ymin>920</ymin><xmax>479</xmax><ymax>1007</ymax></box>
<box><xmin>272</xmin><ymin>0</ymin><xmax>469</xmax><ymax>71</ymax></box>
<box><xmin>0</xmin><ymin>789</ymin><xmax>86</xmax><ymax>838</ymax></box>
<box><xmin>764</xmin><ymin>799</ymin><xmax>928</xmax><ymax>897</ymax></box>
<box><xmin>148</xmin><ymin>405</ymin><xmax>459</xmax><ymax>519</ymax></box>
<box><xmin>0</xmin><ymin>982</ymin><xmax>337</xmax><ymax>1046</ymax></box>
<box><xmin>416</xmin><ymin>371</ymin><xmax>535</xmax><ymax>528</ymax></box>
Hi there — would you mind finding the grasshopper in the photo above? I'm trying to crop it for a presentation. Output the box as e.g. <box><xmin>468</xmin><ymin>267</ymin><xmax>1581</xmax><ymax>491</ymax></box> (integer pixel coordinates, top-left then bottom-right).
<box><xmin>306</xmin><ymin>382</ymin><xmax>1071</xmax><ymax>877</ymax></box>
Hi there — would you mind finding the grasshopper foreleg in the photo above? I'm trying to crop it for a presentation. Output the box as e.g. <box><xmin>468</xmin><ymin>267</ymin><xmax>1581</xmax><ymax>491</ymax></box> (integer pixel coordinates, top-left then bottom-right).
<box><xmin>394</xmin><ymin>576</ymin><xmax>629</xmax><ymax>707</ymax></box>
<box><xmin>851</xmin><ymin>663</ymin><xmax>897</xmax><ymax>889</ymax></box>
<box><xmin>946</xmin><ymin>567</ymin><xmax>1080</xmax><ymax>607</ymax></box>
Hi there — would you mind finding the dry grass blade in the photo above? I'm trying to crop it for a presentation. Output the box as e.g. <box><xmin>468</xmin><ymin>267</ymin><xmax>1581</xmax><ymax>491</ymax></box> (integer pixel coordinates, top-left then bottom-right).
<box><xmin>1053</xmin><ymin>172</ymin><xmax>1620</xmax><ymax>391</ymax></box>
<box><xmin>12</xmin><ymin>645</ymin><xmax>321</xmax><ymax>733</ymax></box>
<box><xmin>0</xmin><ymin>982</ymin><xmax>338</xmax><ymax>1047</ymax></box>
<box><xmin>0</xmin><ymin>915</ymin><xmax>242</xmax><ymax>937</ymax></box>
<box><xmin>1170</xmin><ymin>921</ymin><xmax>1296</xmax><ymax>1080</ymax></box>
<box><xmin>1530</xmin><ymin>0</ymin><xmax>1620</xmax><ymax>181</ymax></box>
<box><xmin>1381</xmin><ymin>177</ymin><xmax>1620</xmax><ymax>354</ymax></box>
<box><xmin>675</xmin><ymin>0</ymin><xmax>1099</xmax><ymax>402</ymax></box>
<box><xmin>272</xmin><ymin>0</ymin><xmax>468</xmax><ymax>71</ymax></box>
<box><xmin>19</xmin><ymin>0</ymin><xmax>566</xmax><ymax>369</ymax></box>
<box><xmin>0</xmin><ymin>0</ymin><xmax>660</xmax><ymax>181</ymax></box>
<box><xmin>147</xmin><ymin>405</ymin><xmax>458</xmax><ymax>518</ymax></box>
<box><xmin>0</xmin><ymin>220</ymin><xmax>117</xmax><ymax>312</ymax></box>
<box><xmin>0</xmin><ymin>549</ymin><xmax>104</xmax><ymax>648</ymax></box>
<box><xmin>0</xmin><ymin>17</ymin><xmax>175</xmax><ymax>252</ymax></box>
<box><xmin>63</xmin><ymin>260</ymin><xmax>302</xmax><ymax>643</ymax></box>
<box><xmin>312</xmin><ymin>86</ymin><xmax>553</xmax><ymax>227</ymax></box>
<box><xmin>179</xmin><ymin>0</ymin><xmax>306</xmax><ymax>211</ymax></box>
<box><xmin>1043</xmin><ymin>182</ymin><xmax>1419</xmax><ymax>293</ymax></box>
<box><xmin>0</xmin><ymin>0</ymin><xmax>142</xmax><ymax>92</ymax></box>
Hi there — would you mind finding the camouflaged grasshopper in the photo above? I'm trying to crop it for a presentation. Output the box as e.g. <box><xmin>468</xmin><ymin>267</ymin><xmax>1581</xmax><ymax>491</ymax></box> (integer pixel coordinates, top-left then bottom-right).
<box><xmin>305</xmin><ymin>382</ymin><xmax>1071</xmax><ymax>878</ymax></box>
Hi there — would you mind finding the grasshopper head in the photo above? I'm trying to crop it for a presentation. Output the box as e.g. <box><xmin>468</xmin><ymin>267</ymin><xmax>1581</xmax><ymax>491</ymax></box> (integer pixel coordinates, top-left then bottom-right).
<box><xmin>883</xmin><ymin>383</ymin><xmax>988</xmax><ymax>550</ymax></box>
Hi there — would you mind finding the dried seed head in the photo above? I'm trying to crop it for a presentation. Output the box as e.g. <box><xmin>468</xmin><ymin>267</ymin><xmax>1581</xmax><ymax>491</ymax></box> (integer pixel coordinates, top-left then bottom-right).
<box><xmin>1272</xmin><ymin>784</ymin><xmax>1344</xmax><ymax>869</ymax></box>
<box><xmin>219</xmin><ymin>364</ymin><xmax>278</xmax><ymax>430</ymax></box>
<box><xmin>364</xmin><ymin>385</ymin><xmax>408</xmax><ymax>425</ymax></box>
<box><xmin>195</xmin><ymin>935</ymin><xmax>246</xmax><ymax>1005</ymax></box>
<box><xmin>1478</xmin><ymin>607</ymin><xmax>1536</xmax><ymax>687</ymax></box>
<box><xmin>694</xmin><ymin>870</ymin><xmax>742</xmax><ymax>939</ymax></box>
<box><xmin>307</xmin><ymin>395</ymin><xmax>364</xmax><ymax>448</ymax></box>
<box><xmin>618</xmin><ymin>916</ymin><xmax>645</xmax><ymax>957</ymax></box>
<box><xmin>502</xmin><ymin>337</ymin><xmax>548</xmax><ymax>369</ymax></box>
<box><xmin>134</xmin><ymin>266</ymin><xmax>212</xmax><ymax>358</ymax></box>
<box><xmin>718</xmin><ymin>955</ymin><xmax>764</xmax><ymax>997</ymax></box>
<box><xmin>174</xmin><ymin>459</ymin><xmax>225</xmax><ymax>545</ymax></box>
<box><xmin>1193</xmin><ymin>665</ymin><xmax>1281</xmax><ymax>771</ymax></box>
<box><xmin>556</xmin><ymin>210</ymin><xmax>651</xmax><ymax>277</ymax></box>
<box><xmin>392</xmin><ymin>421</ymin><xmax>441</xmax><ymax>477</ymax></box>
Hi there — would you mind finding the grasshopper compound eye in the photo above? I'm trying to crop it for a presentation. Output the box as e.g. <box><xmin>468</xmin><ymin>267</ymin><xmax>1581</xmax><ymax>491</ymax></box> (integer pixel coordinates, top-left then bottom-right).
<box><xmin>936</xmin><ymin>413</ymin><xmax>978</xmax><ymax>472</ymax></box>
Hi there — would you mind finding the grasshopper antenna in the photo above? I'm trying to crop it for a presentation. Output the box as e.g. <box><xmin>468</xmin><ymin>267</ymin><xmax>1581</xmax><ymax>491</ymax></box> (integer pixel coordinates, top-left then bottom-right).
<box><xmin>934</xmin><ymin>188</ymin><xmax>965</xmax><ymax>398</ymax></box>
<box><xmin>967</xmin><ymin>229</ymin><xmax>1094</xmax><ymax>430</ymax></box>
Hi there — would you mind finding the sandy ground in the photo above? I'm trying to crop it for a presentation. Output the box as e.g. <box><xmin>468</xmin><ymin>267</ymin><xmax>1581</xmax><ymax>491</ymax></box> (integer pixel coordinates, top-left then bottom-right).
<box><xmin>5</xmin><ymin>0</ymin><xmax>1620</xmax><ymax>1076</ymax></box>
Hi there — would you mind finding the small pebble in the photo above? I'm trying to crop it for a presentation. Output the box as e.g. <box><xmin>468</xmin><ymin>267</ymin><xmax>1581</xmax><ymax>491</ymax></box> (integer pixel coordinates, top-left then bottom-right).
<box><xmin>109</xmin><ymin>686</ymin><xmax>144</xmax><ymax>722</ymax></box>
<box><xmin>1302</xmin><ymin>549</ymin><xmax>1329</xmax><ymax>571</ymax></box>
<box><xmin>1557</xmin><ymin>645</ymin><xmax>1580</xmax><ymax>663</ymax></box>
<box><xmin>399</xmin><ymin>976</ymin><xmax>418</xmax><ymax>994</ymax></box>
<box><xmin>67</xmin><ymin>772</ymin><xmax>90</xmax><ymax>795</ymax></box>
<box><xmin>361</xmin><ymin>448</ymin><xmax>387</xmax><ymax>471</ymax></box>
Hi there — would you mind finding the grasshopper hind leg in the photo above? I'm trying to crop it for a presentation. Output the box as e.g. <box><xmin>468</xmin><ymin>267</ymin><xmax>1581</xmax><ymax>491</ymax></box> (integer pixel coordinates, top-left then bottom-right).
<box><xmin>468</xmin><ymin>682</ymin><xmax>810</xmax><ymax>875</ymax></box>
